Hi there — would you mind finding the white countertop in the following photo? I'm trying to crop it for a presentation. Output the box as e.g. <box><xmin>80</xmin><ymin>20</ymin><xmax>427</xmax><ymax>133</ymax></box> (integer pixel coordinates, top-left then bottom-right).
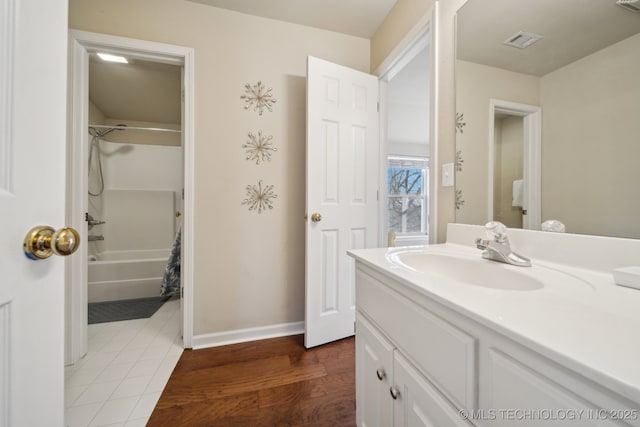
<box><xmin>348</xmin><ymin>241</ymin><xmax>640</xmax><ymax>404</ymax></box>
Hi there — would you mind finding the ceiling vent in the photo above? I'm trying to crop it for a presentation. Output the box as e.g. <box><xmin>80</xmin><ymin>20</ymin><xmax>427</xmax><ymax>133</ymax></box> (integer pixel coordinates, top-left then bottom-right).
<box><xmin>503</xmin><ymin>31</ymin><xmax>543</xmax><ymax>49</ymax></box>
<box><xmin>616</xmin><ymin>0</ymin><xmax>640</xmax><ymax>12</ymax></box>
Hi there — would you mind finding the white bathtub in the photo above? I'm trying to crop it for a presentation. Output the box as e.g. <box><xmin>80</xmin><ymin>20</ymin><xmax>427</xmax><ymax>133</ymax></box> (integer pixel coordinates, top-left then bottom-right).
<box><xmin>88</xmin><ymin>249</ymin><xmax>170</xmax><ymax>302</ymax></box>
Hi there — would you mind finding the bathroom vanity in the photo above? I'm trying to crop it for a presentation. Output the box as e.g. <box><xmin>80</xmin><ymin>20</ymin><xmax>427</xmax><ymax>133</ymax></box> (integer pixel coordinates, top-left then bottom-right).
<box><xmin>349</xmin><ymin>224</ymin><xmax>640</xmax><ymax>426</ymax></box>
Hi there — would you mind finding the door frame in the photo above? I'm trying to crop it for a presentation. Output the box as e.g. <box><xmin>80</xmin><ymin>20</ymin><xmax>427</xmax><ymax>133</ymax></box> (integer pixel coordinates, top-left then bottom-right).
<box><xmin>374</xmin><ymin>6</ymin><xmax>436</xmax><ymax>244</ymax></box>
<box><xmin>487</xmin><ymin>99</ymin><xmax>541</xmax><ymax>230</ymax></box>
<box><xmin>66</xmin><ymin>30</ymin><xmax>195</xmax><ymax>364</ymax></box>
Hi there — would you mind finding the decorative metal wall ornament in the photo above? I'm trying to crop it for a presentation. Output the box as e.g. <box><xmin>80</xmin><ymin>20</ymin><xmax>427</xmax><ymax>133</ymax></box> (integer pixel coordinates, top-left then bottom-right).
<box><xmin>456</xmin><ymin>189</ymin><xmax>465</xmax><ymax>210</ymax></box>
<box><xmin>242</xmin><ymin>131</ymin><xmax>277</xmax><ymax>164</ymax></box>
<box><xmin>241</xmin><ymin>81</ymin><xmax>277</xmax><ymax>116</ymax></box>
<box><xmin>456</xmin><ymin>150</ymin><xmax>464</xmax><ymax>172</ymax></box>
<box><xmin>242</xmin><ymin>180</ymin><xmax>277</xmax><ymax>213</ymax></box>
<box><xmin>456</xmin><ymin>112</ymin><xmax>466</xmax><ymax>134</ymax></box>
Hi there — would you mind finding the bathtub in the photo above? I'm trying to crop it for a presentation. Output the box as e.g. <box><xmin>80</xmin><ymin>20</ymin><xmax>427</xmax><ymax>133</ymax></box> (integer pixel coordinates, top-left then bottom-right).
<box><xmin>88</xmin><ymin>249</ymin><xmax>170</xmax><ymax>302</ymax></box>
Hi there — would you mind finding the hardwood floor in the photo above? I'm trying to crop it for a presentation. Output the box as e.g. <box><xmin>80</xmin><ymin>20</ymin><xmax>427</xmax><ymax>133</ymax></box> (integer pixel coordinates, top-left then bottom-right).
<box><xmin>148</xmin><ymin>334</ymin><xmax>356</xmax><ymax>426</ymax></box>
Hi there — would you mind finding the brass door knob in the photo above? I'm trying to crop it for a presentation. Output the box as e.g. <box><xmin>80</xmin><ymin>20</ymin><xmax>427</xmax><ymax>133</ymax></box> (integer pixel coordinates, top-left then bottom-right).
<box><xmin>23</xmin><ymin>226</ymin><xmax>80</xmax><ymax>260</ymax></box>
<box><xmin>310</xmin><ymin>213</ymin><xmax>322</xmax><ymax>222</ymax></box>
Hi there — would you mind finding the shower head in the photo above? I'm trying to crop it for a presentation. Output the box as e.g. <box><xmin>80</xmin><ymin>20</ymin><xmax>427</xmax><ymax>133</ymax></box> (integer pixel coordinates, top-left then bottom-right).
<box><xmin>101</xmin><ymin>124</ymin><xmax>127</xmax><ymax>137</ymax></box>
<box><xmin>90</xmin><ymin>123</ymin><xmax>128</xmax><ymax>138</ymax></box>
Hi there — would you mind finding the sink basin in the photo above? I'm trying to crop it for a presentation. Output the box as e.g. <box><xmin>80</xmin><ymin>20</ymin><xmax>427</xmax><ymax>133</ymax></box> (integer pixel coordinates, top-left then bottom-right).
<box><xmin>388</xmin><ymin>251</ymin><xmax>544</xmax><ymax>291</ymax></box>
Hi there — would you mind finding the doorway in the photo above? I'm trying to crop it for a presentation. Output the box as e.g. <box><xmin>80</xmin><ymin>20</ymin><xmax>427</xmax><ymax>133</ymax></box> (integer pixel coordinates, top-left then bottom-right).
<box><xmin>487</xmin><ymin>99</ymin><xmax>541</xmax><ymax>230</ymax></box>
<box><xmin>66</xmin><ymin>30</ymin><xmax>195</xmax><ymax>365</ymax></box>
<box><xmin>86</xmin><ymin>54</ymin><xmax>182</xmax><ymax>325</ymax></box>
<box><xmin>378</xmin><ymin>30</ymin><xmax>431</xmax><ymax>247</ymax></box>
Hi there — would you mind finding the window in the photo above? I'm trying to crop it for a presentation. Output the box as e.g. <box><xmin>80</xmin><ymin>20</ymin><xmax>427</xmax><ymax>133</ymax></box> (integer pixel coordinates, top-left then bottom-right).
<box><xmin>387</xmin><ymin>156</ymin><xmax>429</xmax><ymax>236</ymax></box>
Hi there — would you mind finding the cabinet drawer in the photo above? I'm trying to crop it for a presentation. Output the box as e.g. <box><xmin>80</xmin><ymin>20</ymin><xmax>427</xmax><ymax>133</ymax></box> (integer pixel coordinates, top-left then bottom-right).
<box><xmin>356</xmin><ymin>267</ymin><xmax>477</xmax><ymax>411</ymax></box>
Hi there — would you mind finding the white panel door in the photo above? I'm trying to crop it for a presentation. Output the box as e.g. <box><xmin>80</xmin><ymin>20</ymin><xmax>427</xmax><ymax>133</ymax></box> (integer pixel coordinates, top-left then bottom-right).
<box><xmin>305</xmin><ymin>56</ymin><xmax>379</xmax><ymax>348</ymax></box>
<box><xmin>0</xmin><ymin>0</ymin><xmax>68</xmax><ymax>426</ymax></box>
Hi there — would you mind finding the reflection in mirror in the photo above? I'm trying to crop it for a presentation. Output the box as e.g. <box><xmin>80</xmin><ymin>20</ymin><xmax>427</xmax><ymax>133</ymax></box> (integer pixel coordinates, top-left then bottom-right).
<box><xmin>455</xmin><ymin>0</ymin><xmax>640</xmax><ymax>239</ymax></box>
<box><xmin>494</xmin><ymin>113</ymin><xmax>523</xmax><ymax>229</ymax></box>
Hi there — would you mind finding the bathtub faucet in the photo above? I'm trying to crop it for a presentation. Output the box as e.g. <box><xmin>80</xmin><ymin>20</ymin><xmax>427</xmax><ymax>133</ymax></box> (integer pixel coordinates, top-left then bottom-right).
<box><xmin>475</xmin><ymin>221</ymin><xmax>531</xmax><ymax>267</ymax></box>
<box><xmin>88</xmin><ymin>235</ymin><xmax>104</xmax><ymax>241</ymax></box>
<box><xmin>86</xmin><ymin>213</ymin><xmax>106</xmax><ymax>230</ymax></box>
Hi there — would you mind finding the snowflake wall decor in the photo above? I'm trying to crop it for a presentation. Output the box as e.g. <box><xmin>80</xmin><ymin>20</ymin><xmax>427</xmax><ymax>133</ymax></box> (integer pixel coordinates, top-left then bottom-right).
<box><xmin>456</xmin><ymin>112</ymin><xmax>467</xmax><ymax>134</ymax></box>
<box><xmin>456</xmin><ymin>150</ymin><xmax>464</xmax><ymax>172</ymax></box>
<box><xmin>456</xmin><ymin>189</ymin><xmax>465</xmax><ymax>210</ymax></box>
<box><xmin>242</xmin><ymin>131</ymin><xmax>277</xmax><ymax>164</ymax></box>
<box><xmin>242</xmin><ymin>180</ymin><xmax>277</xmax><ymax>213</ymax></box>
<box><xmin>240</xmin><ymin>81</ymin><xmax>277</xmax><ymax>116</ymax></box>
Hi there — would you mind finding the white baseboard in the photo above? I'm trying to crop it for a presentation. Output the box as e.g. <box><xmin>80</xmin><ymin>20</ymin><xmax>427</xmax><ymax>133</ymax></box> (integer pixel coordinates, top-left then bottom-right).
<box><xmin>191</xmin><ymin>321</ymin><xmax>304</xmax><ymax>350</ymax></box>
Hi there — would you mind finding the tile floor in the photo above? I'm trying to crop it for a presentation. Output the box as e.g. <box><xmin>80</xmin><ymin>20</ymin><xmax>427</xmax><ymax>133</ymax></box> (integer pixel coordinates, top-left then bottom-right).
<box><xmin>64</xmin><ymin>298</ymin><xmax>183</xmax><ymax>427</ymax></box>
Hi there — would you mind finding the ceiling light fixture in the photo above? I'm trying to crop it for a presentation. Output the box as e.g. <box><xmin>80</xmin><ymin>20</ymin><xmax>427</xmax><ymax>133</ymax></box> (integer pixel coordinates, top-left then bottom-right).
<box><xmin>96</xmin><ymin>52</ymin><xmax>128</xmax><ymax>63</ymax></box>
<box><xmin>503</xmin><ymin>31</ymin><xmax>543</xmax><ymax>49</ymax></box>
<box><xmin>616</xmin><ymin>0</ymin><xmax>640</xmax><ymax>13</ymax></box>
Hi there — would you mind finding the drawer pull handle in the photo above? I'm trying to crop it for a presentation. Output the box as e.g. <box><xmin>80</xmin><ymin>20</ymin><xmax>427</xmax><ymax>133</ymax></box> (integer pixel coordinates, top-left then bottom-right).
<box><xmin>389</xmin><ymin>386</ymin><xmax>400</xmax><ymax>400</ymax></box>
<box><xmin>376</xmin><ymin>369</ymin><xmax>385</xmax><ymax>381</ymax></box>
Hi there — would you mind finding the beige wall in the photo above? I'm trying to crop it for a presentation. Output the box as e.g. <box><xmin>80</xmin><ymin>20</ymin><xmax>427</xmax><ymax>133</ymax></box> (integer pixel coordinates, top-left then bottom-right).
<box><xmin>69</xmin><ymin>0</ymin><xmax>370</xmax><ymax>336</ymax></box>
<box><xmin>540</xmin><ymin>33</ymin><xmax>640</xmax><ymax>239</ymax></box>
<box><xmin>455</xmin><ymin>60</ymin><xmax>539</xmax><ymax>226</ymax></box>
<box><xmin>370</xmin><ymin>0</ymin><xmax>434</xmax><ymax>72</ymax></box>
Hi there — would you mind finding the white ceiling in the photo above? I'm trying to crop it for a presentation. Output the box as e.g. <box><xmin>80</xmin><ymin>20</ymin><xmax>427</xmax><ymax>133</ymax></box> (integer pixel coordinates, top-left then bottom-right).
<box><xmin>89</xmin><ymin>54</ymin><xmax>182</xmax><ymax>124</ymax></box>
<box><xmin>187</xmin><ymin>0</ymin><xmax>397</xmax><ymax>38</ymax></box>
<box><xmin>457</xmin><ymin>0</ymin><xmax>640</xmax><ymax>76</ymax></box>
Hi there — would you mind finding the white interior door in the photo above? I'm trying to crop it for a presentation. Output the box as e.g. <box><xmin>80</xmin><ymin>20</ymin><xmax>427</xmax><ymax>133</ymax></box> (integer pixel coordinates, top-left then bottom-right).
<box><xmin>0</xmin><ymin>0</ymin><xmax>69</xmax><ymax>425</ymax></box>
<box><xmin>305</xmin><ymin>56</ymin><xmax>379</xmax><ymax>348</ymax></box>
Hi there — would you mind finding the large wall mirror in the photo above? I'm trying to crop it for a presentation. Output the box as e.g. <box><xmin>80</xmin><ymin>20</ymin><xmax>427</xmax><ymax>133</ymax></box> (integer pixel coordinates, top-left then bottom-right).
<box><xmin>454</xmin><ymin>0</ymin><xmax>640</xmax><ymax>239</ymax></box>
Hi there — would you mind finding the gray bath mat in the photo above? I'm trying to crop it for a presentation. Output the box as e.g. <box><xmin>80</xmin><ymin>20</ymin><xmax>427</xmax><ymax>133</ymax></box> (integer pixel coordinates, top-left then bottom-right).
<box><xmin>88</xmin><ymin>296</ymin><xmax>168</xmax><ymax>324</ymax></box>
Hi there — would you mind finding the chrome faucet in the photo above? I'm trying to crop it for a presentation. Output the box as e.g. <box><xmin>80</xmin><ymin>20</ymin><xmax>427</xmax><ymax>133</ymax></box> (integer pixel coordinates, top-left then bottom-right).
<box><xmin>86</xmin><ymin>213</ymin><xmax>106</xmax><ymax>230</ymax></box>
<box><xmin>475</xmin><ymin>221</ymin><xmax>531</xmax><ymax>267</ymax></box>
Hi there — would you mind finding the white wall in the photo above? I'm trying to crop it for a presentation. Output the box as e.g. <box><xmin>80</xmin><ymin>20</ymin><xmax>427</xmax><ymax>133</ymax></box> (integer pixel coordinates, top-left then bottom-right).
<box><xmin>387</xmin><ymin>58</ymin><xmax>430</xmax><ymax>157</ymax></box>
<box><xmin>88</xmin><ymin>139</ymin><xmax>182</xmax><ymax>255</ymax></box>
<box><xmin>88</xmin><ymin>100</ymin><xmax>182</xmax><ymax>257</ymax></box>
<box><xmin>387</xmin><ymin>95</ymin><xmax>429</xmax><ymax>157</ymax></box>
<box><xmin>69</xmin><ymin>0</ymin><xmax>370</xmax><ymax>337</ymax></box>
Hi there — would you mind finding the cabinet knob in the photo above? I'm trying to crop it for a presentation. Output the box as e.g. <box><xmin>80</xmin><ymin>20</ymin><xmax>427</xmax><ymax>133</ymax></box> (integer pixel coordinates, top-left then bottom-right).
<box><xmin>376</xmin><ymin>369</ymin><xmax>385</xmax><ymax>381</ymax></box>
<box><xmin>389</xmin><ymin>386</ymin><xmax>400</xmax><ymax>400</ymax></box>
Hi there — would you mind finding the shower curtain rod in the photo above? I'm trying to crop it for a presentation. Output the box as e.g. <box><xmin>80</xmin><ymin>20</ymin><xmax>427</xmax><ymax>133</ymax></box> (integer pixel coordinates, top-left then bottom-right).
<box><xmin>88</xmin><ymin>124</ymin><xmax>181</xmax><ymax>133</ymax></box>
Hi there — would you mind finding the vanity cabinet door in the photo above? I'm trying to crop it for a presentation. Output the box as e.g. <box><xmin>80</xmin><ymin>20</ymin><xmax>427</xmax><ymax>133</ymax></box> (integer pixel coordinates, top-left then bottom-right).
<box><xmin>393</xmin><ymin>352</ymin><xmax>473</xmax><ymax>427</ymax></box>
<box><xmin>356</xmin><ymin>314</ymin><xmax>395</xmax><ymax>427</ymax></box>
<box><xmin>482</xmin><ymin>348</ymin><xmax>631</xmax><ymax>427</ymax></box>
